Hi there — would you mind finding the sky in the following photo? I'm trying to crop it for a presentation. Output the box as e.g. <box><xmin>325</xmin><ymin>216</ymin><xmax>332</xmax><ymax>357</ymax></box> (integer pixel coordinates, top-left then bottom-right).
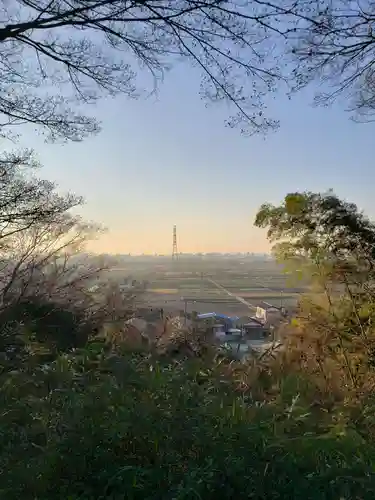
<box><xmin>15</xmin><ymin>63</ymin><xmax>375</xmax><ymax>255</ymax></box>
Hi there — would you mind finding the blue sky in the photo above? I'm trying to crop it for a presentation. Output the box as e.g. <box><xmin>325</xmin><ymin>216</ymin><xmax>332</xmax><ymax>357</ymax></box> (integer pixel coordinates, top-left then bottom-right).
<box><xmin>17</xmin><ymin>64</ymin><xmax>375</xmax><ymax>255</ymax></box>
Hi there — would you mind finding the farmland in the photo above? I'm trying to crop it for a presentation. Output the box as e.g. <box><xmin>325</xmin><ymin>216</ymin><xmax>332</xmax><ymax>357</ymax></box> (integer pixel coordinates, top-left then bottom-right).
<box><xmin>115</xmin><ymin>256</ymin><xmax>307</xmax><ymax>317</ymax></box>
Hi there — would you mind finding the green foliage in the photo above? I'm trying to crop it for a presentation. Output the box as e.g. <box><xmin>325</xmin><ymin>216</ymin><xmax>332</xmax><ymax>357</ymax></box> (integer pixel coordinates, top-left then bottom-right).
<box><xmin>1</xmin><ymin>179</ymin><xmax>375</xmax><ymax>497</ymax></box>
<box><xmin>0</xmin><ymin>343</ymin><xmax>374</xmax><ymax>499</ymax></box>
<box><xmin>0</xmin><ymin>297</ymin><xmax>94</xmax><ymax>374</ymax></box>
<box><xmin>255</xmin><ymin>189</ymin><xmax>375</xmax><ymax>376</ymax></box>
<box><xmin>8</xmin><ymin>298</ymin><xmax>89</xmax><ymax>349</ymax></box>
<box><xmin>255</xmin><ymin>190</ymin><xmax>375</xmax><ymax>265</ymax></box>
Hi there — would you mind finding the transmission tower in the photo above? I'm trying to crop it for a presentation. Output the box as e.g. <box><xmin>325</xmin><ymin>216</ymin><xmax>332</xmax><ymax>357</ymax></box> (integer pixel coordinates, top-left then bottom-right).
<box><xmin>172</xmin><ymin>225</ymin><xmax>178</xmax><ymax>260</ymax></box>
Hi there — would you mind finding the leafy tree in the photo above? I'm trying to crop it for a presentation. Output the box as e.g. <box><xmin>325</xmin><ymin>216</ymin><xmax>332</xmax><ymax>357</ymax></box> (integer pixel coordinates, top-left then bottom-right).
<box><xmin>255</xmin><ymin>190</ymin><xmax>375</xmax><ymax>273</ymax></box>
<box><xmin>255</xmin><ymin>191</ymin><xmax>375</xmax><ymax>389</ymax></box>
<box><xmin>3</xmin><ymin>297</ymin><xmax>89</xmax><ymax>356</ymax></box>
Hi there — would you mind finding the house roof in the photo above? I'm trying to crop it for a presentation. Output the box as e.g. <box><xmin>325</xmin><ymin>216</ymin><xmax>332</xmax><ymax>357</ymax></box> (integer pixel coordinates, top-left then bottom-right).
<box><xmin>244</xmin><ymin>317</ymin><xmax>264</xmax><ymax>327</ymax></box>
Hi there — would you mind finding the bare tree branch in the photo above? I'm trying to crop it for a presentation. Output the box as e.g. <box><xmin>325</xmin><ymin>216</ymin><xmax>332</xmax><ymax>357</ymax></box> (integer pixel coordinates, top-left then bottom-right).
<box><xmin>0</xmin><ymin>149</ymin><xmax>83</xmax><ymax>243</ymax></box>
<box><xmin>274</xmin><ymin>0</ymin><xmax>375</xmax><ymax>121</ymax></box>
<box><xmin>0</xmin><ymin>0</ymin><xmax>293</xmax><ymax>139</ymax></box>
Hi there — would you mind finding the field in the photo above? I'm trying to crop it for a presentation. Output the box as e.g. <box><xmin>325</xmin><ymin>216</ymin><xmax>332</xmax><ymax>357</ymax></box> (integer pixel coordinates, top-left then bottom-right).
<box><xmin>113</xmin><ymin>257</ymin><xmax>307</xmax><ymax>318</ymax></box>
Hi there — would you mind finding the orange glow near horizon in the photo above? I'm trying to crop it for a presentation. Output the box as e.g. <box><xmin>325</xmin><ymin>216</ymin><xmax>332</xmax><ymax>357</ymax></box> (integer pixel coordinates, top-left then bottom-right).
<box><xmin>86</xmin><ymin>226</ymin><xmax>271</xmax><ymax>255</ymax></box>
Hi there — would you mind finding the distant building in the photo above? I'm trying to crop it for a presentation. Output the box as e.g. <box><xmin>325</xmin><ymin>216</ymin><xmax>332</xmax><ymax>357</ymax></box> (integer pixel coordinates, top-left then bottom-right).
<box><xmin>243</xmin><ymin>317</ymin><xmax>265</xmax><ymax>340</ymax></box>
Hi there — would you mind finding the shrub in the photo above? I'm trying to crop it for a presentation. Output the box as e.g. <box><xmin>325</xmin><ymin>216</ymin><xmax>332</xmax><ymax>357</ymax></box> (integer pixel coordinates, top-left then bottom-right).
<box><xmin>0</xmin><ymin>341</ymin><xmax>374</xmax><ymax>499</ymax></box>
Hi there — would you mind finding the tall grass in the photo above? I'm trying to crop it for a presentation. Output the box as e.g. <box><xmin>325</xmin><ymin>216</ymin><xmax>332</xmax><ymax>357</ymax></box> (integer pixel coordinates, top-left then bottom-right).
<box><xmin>0</xmin><ymin>338</ymin><xmax>374</xmax><ymax>499</ymax></box>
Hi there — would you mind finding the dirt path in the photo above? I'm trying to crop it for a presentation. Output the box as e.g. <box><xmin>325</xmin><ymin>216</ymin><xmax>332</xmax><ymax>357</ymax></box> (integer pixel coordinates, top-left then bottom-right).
<box><xmin>206</xmin><ymin>277</ymin><xmax>257</xmax><ymax>312</ymax></box>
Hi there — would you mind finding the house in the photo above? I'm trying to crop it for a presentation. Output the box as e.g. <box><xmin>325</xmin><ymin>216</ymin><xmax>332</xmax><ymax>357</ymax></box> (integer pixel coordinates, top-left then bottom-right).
<box><xmin>242</xmin><ymin>317</ymin><xmax>265</xmax><ymax>340</ymax></box>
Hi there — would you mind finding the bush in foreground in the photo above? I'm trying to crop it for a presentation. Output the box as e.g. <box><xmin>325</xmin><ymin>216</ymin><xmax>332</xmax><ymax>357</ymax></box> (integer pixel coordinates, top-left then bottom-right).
<box><xmin>0</xmin><ymin>340</ymin><xmax>374</xmax><ymax>499</ymax></box>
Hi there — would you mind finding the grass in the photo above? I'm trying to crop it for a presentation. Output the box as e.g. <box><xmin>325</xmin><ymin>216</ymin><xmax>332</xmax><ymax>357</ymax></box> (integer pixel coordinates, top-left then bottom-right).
<box><xmin>1</xmin><ymin>340</ymin><xmax>375</xmax><ymax>499</ymax></box>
